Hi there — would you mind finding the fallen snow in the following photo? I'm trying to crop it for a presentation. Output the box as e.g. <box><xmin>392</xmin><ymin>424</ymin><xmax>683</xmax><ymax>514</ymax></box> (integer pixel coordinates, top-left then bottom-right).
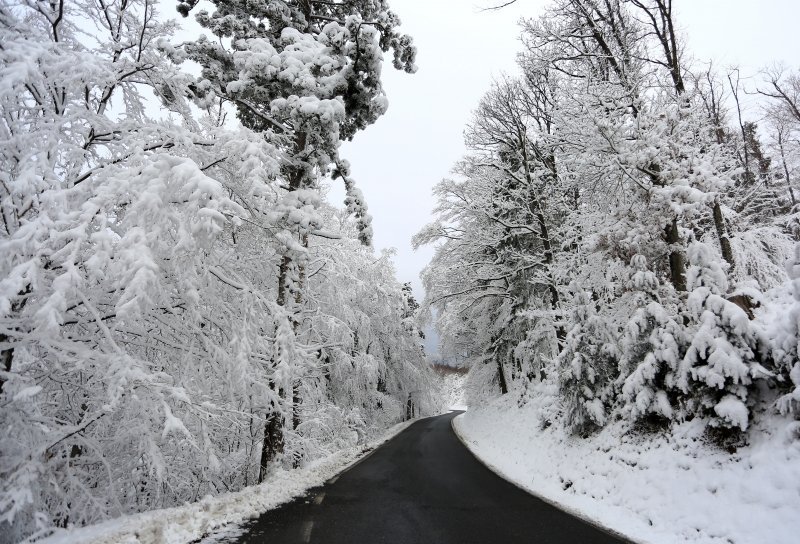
<box><xmin>27</xmin><ymin>420</ymin><xmax>416</xmax><ymax>544</ymax></box>
<box><xmin>453</xmin><ymin>387</ymin><xmax>800</xmax><ymax>544</ymax></box>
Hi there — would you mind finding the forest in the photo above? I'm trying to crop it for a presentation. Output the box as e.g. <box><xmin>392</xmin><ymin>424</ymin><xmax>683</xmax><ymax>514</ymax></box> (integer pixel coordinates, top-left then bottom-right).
<box><xmin>423</xmin><ymin>5</ymin><xmax>800</xmax><ymax>537</ymax></box>
<box><xmin>419</xmin><ymin>0</ymin><xmax>799</xmax><ymax>439</ymax></box>
<box><xmin>1</xmin><ymin>0</ymin><xmax>799</xmax><ymax>543</ymax></box>
<box><xmin>0</xmin><ymin>1</ymin><xmax>436</xmax><ymax>541</ymax></box>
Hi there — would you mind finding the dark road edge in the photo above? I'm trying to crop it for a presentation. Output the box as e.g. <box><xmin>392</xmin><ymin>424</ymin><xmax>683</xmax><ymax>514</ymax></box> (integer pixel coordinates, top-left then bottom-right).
<box><xmin>449</xmin><ymin>413</ymin><xmax>639</xmax><ymax>544</ymax></box>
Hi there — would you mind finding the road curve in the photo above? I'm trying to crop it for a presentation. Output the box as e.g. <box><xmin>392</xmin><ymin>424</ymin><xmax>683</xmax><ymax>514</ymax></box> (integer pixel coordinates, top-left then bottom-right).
<box><xmin>227</xmin><ymin>411</ymin><xmax>627</xmax><ymax>544</ymax></box>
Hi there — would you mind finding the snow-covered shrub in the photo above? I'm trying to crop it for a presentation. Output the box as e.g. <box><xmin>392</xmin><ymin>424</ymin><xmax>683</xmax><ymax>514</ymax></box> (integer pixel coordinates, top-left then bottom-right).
<box><xmin>465</xmin><ymin>356</ymin><xmax>507</xmax><ymax>407</ymax></box>
<box><xmin>678</xmin><ymin>243</ymin><xmax>770</xmax><ymax>432</ymax></box>
<box><xmin>775</xmin><ymin>243</ymin><xmax>800</xmax><ymax>415</ymax></box>
<box><xmin>729</xmin><ymin>228</ymin><xmax>795</xmax><ymax>290</ymax></box>
<box><xmin>619</xmin><ymin>256</ymin><xmax>687</xmax><ymax>423</ymax></box>
<box><xmin>558</xmin><ymin>285</ymin><xmax>620</xmax><ymax>432</ymax></box>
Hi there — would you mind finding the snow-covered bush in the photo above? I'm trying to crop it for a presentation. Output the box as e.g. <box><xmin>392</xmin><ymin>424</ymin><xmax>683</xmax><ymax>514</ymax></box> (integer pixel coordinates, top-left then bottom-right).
<box><xmin>678</xmin><ymin>243</ymin><xmax>770</xmax><ymax>432</ymax></box>
<box><xmin>619</xmin><ymin>256</ymin><xmax>687</xmax><ymax>423</ymax></box>
<box><xmin>558</xmin><ymin>285</ymin><xmax>620</xmax><ymax>432</ymax></box>
<box><xmin>775</xmin><ymin>244</ymin><xmax>800</xmax><ymax>415</ymax></box>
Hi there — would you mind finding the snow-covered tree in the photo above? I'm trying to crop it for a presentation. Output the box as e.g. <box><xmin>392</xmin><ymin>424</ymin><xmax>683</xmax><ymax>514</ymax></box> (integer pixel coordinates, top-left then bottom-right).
<box><xmin>175</xmin><ymin>0</ymin><xmax>417</xmax><ymax>474</ymax></box>
<box><xmin>0</xmin><ymin>1</ymin><xmax>432</xmax><ymax>540</ymax></box>
<box><xmin>619</xmin><ymin>256</ymin><xmax>686</xmax><ymax>422</ymax></box>
<box><xmin>776</xmin><ymin>244</ymin><xmax>800</xmax><ymax>415</ymax></box>
<box><xmin>678</xmin><ymin>243</ymin><xmax>770</xmax><ymax>432</ymax></box>
<box><xmin>558</xmin><ymin>285</ymin><xmax>620</xmax><ymax>432</ymax></box>
<box><xmin>419</xmin><ymin>0</ymin><xmax>797</xmax><ymax>445</ymax></box>
<box><xmin>0</xmin><ymin>0</ymin><xmax>277</xmax><ymax>534</ymax></box>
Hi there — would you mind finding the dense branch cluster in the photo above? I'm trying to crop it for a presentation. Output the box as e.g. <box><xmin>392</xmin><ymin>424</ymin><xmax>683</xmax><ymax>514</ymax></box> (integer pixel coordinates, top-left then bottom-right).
<box><xmin>0</xmin><ymin>0</ymin><xmax>432</xmax><ymax>540</ymax></box>
<box><xmin>419</xmin><ymin>0</ymin><xmax>800</xmax><ymax>438</ymax></box>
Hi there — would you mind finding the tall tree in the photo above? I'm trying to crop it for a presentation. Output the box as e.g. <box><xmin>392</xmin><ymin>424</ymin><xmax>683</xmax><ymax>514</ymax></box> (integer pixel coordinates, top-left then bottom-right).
<box><xmin>175</xmin><ymin>0</ymin><xmax>417</xmax><ymax>478</ymax></box>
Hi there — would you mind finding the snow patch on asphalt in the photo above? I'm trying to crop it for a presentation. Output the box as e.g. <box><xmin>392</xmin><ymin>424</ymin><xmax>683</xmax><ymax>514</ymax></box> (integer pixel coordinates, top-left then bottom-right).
<box><xmin>453</xmin><ymin>389</ymin><xmax>800</xmax><ymax>544</ymax></box>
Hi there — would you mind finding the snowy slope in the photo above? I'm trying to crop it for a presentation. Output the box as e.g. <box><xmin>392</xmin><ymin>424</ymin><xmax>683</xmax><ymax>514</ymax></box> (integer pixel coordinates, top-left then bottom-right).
<box><xmin>453</xmin><ymin>388</ymin><xmax>800</xmax><ymax>544</ymax></box>
<box><xmin>26</xmin><ymin>421</ymin><xmax>416</xmax><ymax>544</ymax></box>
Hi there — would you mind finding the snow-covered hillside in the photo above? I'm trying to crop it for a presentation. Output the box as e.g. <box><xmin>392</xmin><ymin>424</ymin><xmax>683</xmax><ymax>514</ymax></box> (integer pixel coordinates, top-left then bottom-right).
<box><xmin>454</xmin><ymin>390</ymin><xmax>800</xmax><ymax>544</ymax></box>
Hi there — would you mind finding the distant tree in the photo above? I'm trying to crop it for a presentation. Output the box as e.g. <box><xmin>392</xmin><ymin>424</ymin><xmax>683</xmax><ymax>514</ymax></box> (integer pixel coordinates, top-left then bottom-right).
<box><xmin>761</xmin><ymin>67</ymin><xmax>800</xmax><ymax>238</ymax></box>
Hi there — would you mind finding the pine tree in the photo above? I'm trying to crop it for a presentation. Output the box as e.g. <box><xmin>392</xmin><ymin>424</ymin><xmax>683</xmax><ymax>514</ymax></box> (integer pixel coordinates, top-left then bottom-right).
<box><xmin>776</xmin><ymin>244</ymin><xmax>800</xmax><ymax>415</ymax></box>
<box><xmin>678</xmin><ymin>243</ymin><xmax>770</xmax><ymax>432</ymax></box>
<box><xmin>558</xmin><ymin>284</ymin><xmax>620</xmax><ymax>432</ymax></box>
<box><xmin>619</xmin><ymin>256</ymin><xmax>686</xmax><ymax>422</ymax></box>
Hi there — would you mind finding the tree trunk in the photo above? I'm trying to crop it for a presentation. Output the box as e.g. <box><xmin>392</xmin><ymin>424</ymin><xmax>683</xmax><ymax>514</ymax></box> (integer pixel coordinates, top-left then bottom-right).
<box><xmin>290</xmin><ymin>231</ymin><xmax>309</xmax><ymax>469</ymax></box>
<box><xmin>258</xmin><ymin>403</ymin><xmax>284</xmax><ymax>483</ymax></box>
<box><xmin>497</xmin><ymin>357</ymin><xmax>509</xmax><ymax>395</ymax></box>
<box><xmin>665</xmin><ymin>218</ymin><xmax>686</xmax><ymax>292</ymax></box>
<box><xmin>0</xmin><ymin>336</ymin><xmax>14</xmax><ymax>396</ymax></box>
<box><xmin>712</xmin><ymin>199</ymin><xmax>735</xmax><ymax>272</ymax></box>
<box><xmin>522</xmin><ymin>146</ymin><xmax>566</xmax><ymax>353</ymax></box>
<box><xmin>0</xmin><ymin>291</ymin><xmax>29</xmax><ymax>396</ymax></box>
<box><xmin>258</xmin><ymin>130</ymin><xmax>308</xmax><ymax>480</ymax></box>
<box><xmin>291</xmin><ymin>383</ymin><xmax>302</xmax><ymax>468</ymax></box>
<box><xmin>778</xmin><ymin>131</ymin><xmax>798</xmax><ymax>207</ymax></box>
<box><xmin>276</xmin><ymin>255</ymin><xmax>291</xmax><ymax>307</ymax></box>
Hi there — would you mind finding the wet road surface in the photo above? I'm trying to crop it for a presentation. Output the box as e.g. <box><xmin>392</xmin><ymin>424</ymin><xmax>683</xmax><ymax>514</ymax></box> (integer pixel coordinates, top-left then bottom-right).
<box><xmin>226</xmin><ymin>411</ymin><xmax>628</xmax><ymax>544</ymax></box>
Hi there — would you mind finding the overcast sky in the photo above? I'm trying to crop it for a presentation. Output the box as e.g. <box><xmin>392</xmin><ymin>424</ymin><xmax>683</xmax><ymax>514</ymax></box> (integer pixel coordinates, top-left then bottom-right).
<box><xmin>333</xmin><ymin>0</ymin><xmax>799</xmax><ymax>306</ymax></box>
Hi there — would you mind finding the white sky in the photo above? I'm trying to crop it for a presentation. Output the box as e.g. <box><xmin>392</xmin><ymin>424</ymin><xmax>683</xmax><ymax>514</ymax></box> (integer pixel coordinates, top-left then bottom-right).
<box><xmin>334</xmin><ymin>0</ymin><xmax>800</xmax><ymax>304</ymax></box>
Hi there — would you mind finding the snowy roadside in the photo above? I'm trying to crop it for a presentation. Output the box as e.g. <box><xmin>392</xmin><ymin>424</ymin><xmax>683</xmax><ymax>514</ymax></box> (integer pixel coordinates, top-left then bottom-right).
<box><xmin>453</xmin><ymin>392</ymin><xmax>800</xmax><ymax>544</ymax></box>
<box><xmin>27</xmin><ymin>419</ymin><xmax>418</xmax><ymax>544</ymax></box>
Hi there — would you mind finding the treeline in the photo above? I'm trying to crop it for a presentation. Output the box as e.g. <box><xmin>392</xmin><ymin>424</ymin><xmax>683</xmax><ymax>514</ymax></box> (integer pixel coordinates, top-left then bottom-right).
<box><xmin>418</xmin><ymin>0</ymin><xmax>799</xmax><ymax>438</ymax></box>
<box><xmin>0</xmin><ymin>0</ymin><xmax>433</xmax><ymax>540</ymax></box>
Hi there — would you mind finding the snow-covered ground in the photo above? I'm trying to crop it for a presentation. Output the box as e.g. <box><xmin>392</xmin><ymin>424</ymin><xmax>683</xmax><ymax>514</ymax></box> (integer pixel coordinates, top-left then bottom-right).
<box><xmin>26</xmin><ymin>420</ymin><xmax>416</xmax><ymax>544</ymax></box>
<box><xmin>453</xmin><ymin>388</ymin><xmax>800</xmax><ymax>544</ymax></box>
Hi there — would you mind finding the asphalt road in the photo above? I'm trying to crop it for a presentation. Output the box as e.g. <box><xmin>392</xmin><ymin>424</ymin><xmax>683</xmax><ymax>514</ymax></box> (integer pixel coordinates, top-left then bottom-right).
<box><xmin>227</xmin><ymin>411</ymin><xmax>627</xmax><ymax>544</ymax></box>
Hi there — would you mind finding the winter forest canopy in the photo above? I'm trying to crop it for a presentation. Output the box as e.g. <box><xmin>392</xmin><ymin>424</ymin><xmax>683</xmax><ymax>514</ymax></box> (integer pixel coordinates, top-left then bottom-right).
<box><xmin>1</xmin><ymin>0</ymin><xmax>799</xmax><ymax>542</ymax></box>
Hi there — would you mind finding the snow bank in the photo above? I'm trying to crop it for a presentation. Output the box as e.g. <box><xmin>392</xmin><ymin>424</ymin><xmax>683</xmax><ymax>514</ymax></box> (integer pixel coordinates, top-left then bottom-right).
<box><xmin>453</xmin><ymin>389</ymin><xmax>800</xmax><ymax>544</ymax></box>
<box><xmin>26</xmin><ymin>420</ymin><xmax>416</xmax><ymax>544</ymax></box>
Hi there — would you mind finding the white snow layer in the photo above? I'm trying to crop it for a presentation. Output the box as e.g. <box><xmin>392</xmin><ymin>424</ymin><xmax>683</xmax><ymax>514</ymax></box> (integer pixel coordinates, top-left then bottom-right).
<box><xmin>453</xmin><ymin>391</ymin><xmax>800</xmax><ymax>544</ymax></box>
<box><xmin>28</xmin><ymin>420</ymin><xmax>415</xmax><ymax>544</ymax></box>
